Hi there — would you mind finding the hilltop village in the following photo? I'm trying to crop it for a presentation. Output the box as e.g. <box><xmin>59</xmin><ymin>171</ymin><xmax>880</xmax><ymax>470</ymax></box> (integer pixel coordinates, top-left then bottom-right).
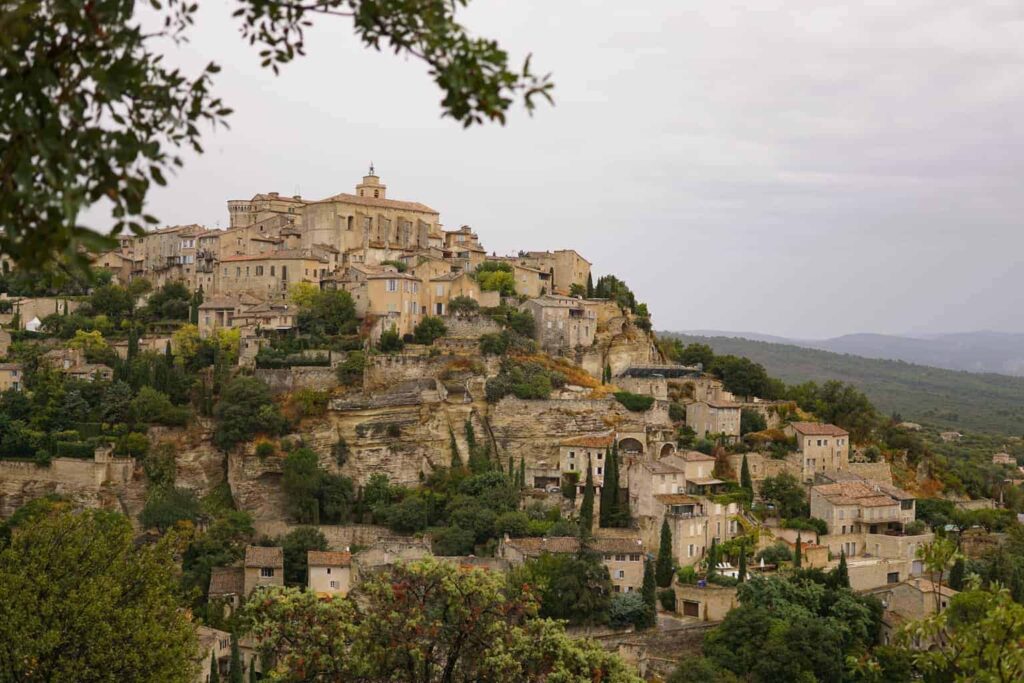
<box><xmin>0</xmin><ymin>170</ymin><xmax>1015</xmax><ymax>681</ymax></box>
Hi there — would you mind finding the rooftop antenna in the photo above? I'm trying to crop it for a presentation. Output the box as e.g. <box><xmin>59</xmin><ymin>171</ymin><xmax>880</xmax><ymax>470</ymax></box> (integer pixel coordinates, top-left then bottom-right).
<box><xmin>369</xmin><ymin>161</ymin><xmax>375</xmax><ymax>176</ymax></box>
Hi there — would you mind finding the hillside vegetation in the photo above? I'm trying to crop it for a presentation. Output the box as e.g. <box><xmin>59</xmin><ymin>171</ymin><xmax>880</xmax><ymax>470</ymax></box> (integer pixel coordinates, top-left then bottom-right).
<box><xmin>663</xmin><ymin>334</ymin><xmax>1024</xmax><ymax>435</ymax></box>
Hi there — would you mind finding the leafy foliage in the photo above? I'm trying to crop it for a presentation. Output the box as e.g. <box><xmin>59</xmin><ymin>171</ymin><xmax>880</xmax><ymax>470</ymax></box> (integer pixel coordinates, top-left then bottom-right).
<box><xmin>413</xmin><ymin>315</ymin><xmax>447</xmax><ymax>345</ymax></box>
<box><xmin>613</xmin><ymin>391</ymin><xmax>655</xmax><ymax>412</ymax></box>
<box><xmin>243</xmin><ymin>559</ymin><xmax>637</xmax><ymax>682</ymax></box>
<box><xmin>212</xmin><ymin>376</ymin><xmax>288</xmax><ymax>450</ymax></box>
<box><xmin>0</xmin><ymin>508</ymin><xmax>199</xmax><ymax>681</ymax></box>
<box><xmin>485</xmin><ymin>358</ymin><xmax>565</xmax><ymax>401</ymax></box>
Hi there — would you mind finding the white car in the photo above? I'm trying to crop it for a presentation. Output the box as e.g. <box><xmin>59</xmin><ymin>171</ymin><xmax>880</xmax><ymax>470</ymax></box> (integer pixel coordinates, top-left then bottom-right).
<box><xmin>546</xmin><ymin>486</ymin><xmax>562</xmax><ymax>494</ymax></box>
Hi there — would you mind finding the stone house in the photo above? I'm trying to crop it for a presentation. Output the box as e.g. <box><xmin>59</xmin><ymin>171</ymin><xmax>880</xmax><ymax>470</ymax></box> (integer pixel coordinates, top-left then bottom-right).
<box><xmin>195</xmin><ymin>625</ymin><xmax>232</xmax><ymax>683</ymax></box>
<box><xmin>496</xmin><ymin>533</ymin><xmax>646</xmax><ymax>593</ymax></box>
<box><xmin>559</xmin><ymin>432</ymin><xmax>616</xmax><ymax>491</ymax></box>
<box><xmin>864</xmin><ymin>578</ymin><xmax>957</xmax><ymax>646</ymax></box>
<box><xmin>521</xmin><ymin>295</ymin><xmax>598</xmax><ymax>353</ymax></box>
<box><xmin>939</xmin><ymin>431</ymin><xmax>962</xmax><ymax>443</ymax></box>
<box><xmin>674</xmin><ymin>584</ymin><xmax>738</xmax><ymax>621</ymax></box>
<box><xmin>508</xmin><ymin>263</ymin><xmax>553</xmax><ymax>298</ymax></box>
<box><xmin>514</xmin><ymin>250</ymin><xmax>591</xmax><ymax>295</ymax></box>
<box><xmin>215</xmin><ymin>250</ymin><xmax>330</xmax><ymax>297</ymax></box>
<box><xmin>197</xmin><ymin>295</ymin><xmax>241</xmax><ymax>336</ymax></box>
<box><xmin>685</xmin><ymin>400</ymin><xmax>741</xmax><ymax>440</ymax></box>
<box><xmin>0</xmin><ymin>328</ymin><xmax>10</xmax><ymax>358</ymax></box>
<box><xmin>208</xmin><ymin>566</ymin><xmax>245</xmax><ymax>613</ymax></box>
<box><xmin>993</xmin><ymin>452</ymin><xmax>1015</xmax><ymax>466</ymax></box>
<box><xmin>243</xmin><ymin>545</ymin><xmax>284</xmax><ymax>596</ymax></box>
<box><xmin>784</xmin><ymin>422</ymin><xmax>850</xmax><ymax>481</ymax></box>
<box><xmin>810</xmin><ymin>479</ymin><xmax>916</xmax><ymax>538</ymax></box>
<box><xmin>652</xmin><ymin>494</ymin><xmax>741</xmax><ymax>568</ymax></box>
<box><xmin>0</xmin><ymin>362</ymin><xmax>23</xmax><ymax>392</ymax></box>
<box><xmin>846</xmin><ymin>557</ymin><xmax>917</xmax><ymax>591</ymax></box>
<box><xmin>308</xmin><ymin>550</ymin><xmax>352</xmax><ymax>597</ymax></box>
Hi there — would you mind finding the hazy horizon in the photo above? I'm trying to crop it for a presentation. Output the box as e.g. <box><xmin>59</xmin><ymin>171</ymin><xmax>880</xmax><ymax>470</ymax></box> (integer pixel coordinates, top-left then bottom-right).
<box><xmin>85</xmin><ymin>1</ymin><xmax>1024</xmax><ymax>339</ymax></box>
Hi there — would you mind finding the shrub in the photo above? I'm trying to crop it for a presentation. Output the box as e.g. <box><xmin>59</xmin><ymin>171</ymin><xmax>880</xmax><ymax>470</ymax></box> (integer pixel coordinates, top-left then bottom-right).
<box><xmin>287</xmin><ymin>388</ymin><xmax>329</xmax><ymax>421</ymax></box>
<box><xmin>448</xmin><ymin>296</ymin><xmax>479</xmax><ymax>316</ymax></box>
<box><xmin>213</xmin><ymin>377</ymin><xmax>288</xmax><ymax>451</ymax></box>
<box><xmin>386</xmin><ymin>423</ymin><xmax>401</xmax><ymax>438</ymax></box>
<box><xmin>131</xmin><ymin>386</ymin><xmax>189</xmax><ymax>426</ymax></box>
<box><xmin>677</xmin><ymin>565</ymin><xmax>697</xmax><ymax>584</ymax></box>
<box><xmin>380</xmin><ymin>259</ymin><xmax>408</xmax><ymax>272</ymax></box>
<box><xmin>479</xmin><ymin>332</ymin><xmax>510</xmax><ymax>356</ymax></box>
<box><xmin>493</xmin><ymin>510</ymin><xmax>531</xmax><ymax>537</ymax></box>
<box><xmin>613</xmin><ymin>391</ymin><xmax>655</xmax><ymax>412</ymax></box>
<box><xmin>669</xmin><ymin>402</ymin><xmax>686</xmax><ymax>422</ymax></box>
<box><xmin>782</xmin><ymin>517</ymin><xmax>828</xmax><ymax>537</ymax></box>
<box><xmin>485</xmin><ymin>359</ymin><xmax>562</xmax><ymax>402</ymax></box>
<box><xmin>336</xmin><ymin>351</ymin><xmax>366</xmax><ymax>387</ymax></box>
<box><xmin>413</xmin><ymin>316</ymin><xmax>447</xmax><ymax>345</ymax></box>
<box><xmin>255</xmin><ymin>441</ymin><xmax>277</xmax><ymax>459</ymax></box>
<box><xmin>905</xmin><ymin>520</ymin><xmax>928</xmax><ymax>535</ymax></box>
<box><xmin>140</xmin><ymin>486</ymin><xmax>200</xmax><ymax>531</ymax></box>
<box><xmin>658</xmin><ymin>587</ymin><xmax>676</xmax><ymax>611</ymax></box>
<box><xmin>332</xmin><ymin>437</ymin><xmax>349</xmax><ymax>466</ymax></box>
<box><xmin>378</xmin><ymin>329</ymin><xmax>404</xmax><ymax>353</ymax></box>
<box><xmin>608</xmin><ymin>591</ymin><xmax>648</xmax><ymax>629</ymax></box>
<box><xmin>115</xmin><ymin>432</ymin><xmax>150</xmax><ymax>457</ymax></box>
<box><xmin>756</xmin><ymin>542</ymin><xmax>792</xmax><ymax>565</ymax></box>
<box><xmin>143</xmin><ymin>444</ymin><xmax>177</xmax><ymax>487</ymax></box>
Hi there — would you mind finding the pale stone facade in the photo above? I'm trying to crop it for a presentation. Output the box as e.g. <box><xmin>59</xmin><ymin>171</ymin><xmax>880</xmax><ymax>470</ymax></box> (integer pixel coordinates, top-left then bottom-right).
<box><xmin>243</xmin><ymin>545</ymin><xmax>284</xmax><ymax>596</ymax></box>
<box><xmin>522</xmin><ymin>295</ymin><xmax>598</xmax><ymax>353</ymax></box>
<box><xmin>0</xmin><ymin>363</ymin><xmax>23</xmax><ymax>392</ymax></box>
<box><xmin>685</xmin><ymin>400</ymin><xmax>741</xmax><ymax>440</ymax></box>
<box><xmin>674</xmin><ymin>584</ymin><xmax>738</xmax><ymax>621</ymax></box>
<box><xmin>810</xmin><ymin>479</ymin><xmax>916</xmax><ymax>536</ymax></box>
<box><xmin>497</xmin><ymin>534</ymin><xmax>645</xmax><ymax>593</ymax></box>
<box><xmin>308</xmin><ymin>550</ymin><xmax>352</xmax><ymax>597</ymax></box>
<box><xmin>785</xmin><ymin>422</ymin><xmax>850</xmax><ymax>481</ymax></box>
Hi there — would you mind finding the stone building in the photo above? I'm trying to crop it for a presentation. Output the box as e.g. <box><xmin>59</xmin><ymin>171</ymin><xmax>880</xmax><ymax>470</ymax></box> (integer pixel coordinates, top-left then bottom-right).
<box><xmin>521</xmin><ymin>294</ymin><xmax>598</xmax><ymax>353</ymax></box>
<box><xmin>0</xmin><ymin>362</ymin><xmax>23</xmax><ymax>392</ymax></box>
<box><xmin>208</xmin><ymin>566</ymin><xmax>244</xmax><ymax>613</ymax></box>
<box><xmin>674</xmin><ymin>584</ymin><xmax>737</xmax><ymax>621</ymax></box>
<box><xmin>308</xmin><ymin>550</ymin><xmax>352</xmax><ymax>597</ymax></box>
<box><xmin>215</xmin><ymin>250</ymin><xmax>331</xmax><ymax>297</ymax></box>
<box><xmin>512</xmin><ymin>249</ymin><xmax>591</xmax><ymax>295</ymax></box>
<box><xmin>559</xmin><ymin>432</ymin><xmax>616</xmax><ymax>488</ymax></box>
<box><xmin>685</xmin><ymin>400</ymin><xmax>741</xmax><ymax>440</ymax></box>
<box><xmin>496</xmin><ymin>533</ymin><xmax>646</xmax><ymax>593</ymax></box>
<box><xmin>810</xmin><ymin>479</ymin><xmax>916</xmax><ymax>537</ymax></box>
<box><xmin>784</xmin><ymin>422</ymin><xmax>850</xmax><ymax>481</ymax></box>
<box><xmin>243</xmin><ymin>545</ymin><xmax>284</xmax><ymax>596</ymax></box>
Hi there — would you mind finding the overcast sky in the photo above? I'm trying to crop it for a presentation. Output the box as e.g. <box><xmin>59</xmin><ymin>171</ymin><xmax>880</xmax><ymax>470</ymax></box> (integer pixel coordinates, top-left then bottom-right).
<box><xmin>105</xmin><ymin>1</ymin><xmax>1024</xmax><ymax>339</ymax></box>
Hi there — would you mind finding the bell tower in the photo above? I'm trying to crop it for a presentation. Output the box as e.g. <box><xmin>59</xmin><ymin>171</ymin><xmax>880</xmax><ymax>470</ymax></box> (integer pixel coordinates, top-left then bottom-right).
<box><xmin>355</xmin><ymin>163</ymin><xmax>386</xmax><ymax>199</ymax></box>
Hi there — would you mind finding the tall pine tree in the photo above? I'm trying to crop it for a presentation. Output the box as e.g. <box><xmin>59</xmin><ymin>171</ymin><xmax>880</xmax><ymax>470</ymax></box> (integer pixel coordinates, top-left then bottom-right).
<box><xmin>707</xmin><ymin>538</ymin><xmax>718</xmax><ymax>578</ymax></box>
<box><xmin>579</xmin><ymin>458</ymin><xmax>595</xmax><ymax>540</ymax></box>
<box><xmin>209</xmin><ymin>652</ymin><xmax>220</xmax><ymax>683</ymax></box>
<box><xmin>737</xmin><ymin>542</ymin><xmax>747</xmax><ymax>583</ymax></box>
<box><xmin>835</xmin><ymin>549</ymin><xmax>849</xmax><ymax>588</ymax></box>
<box><xmin>655</xmin><ymin>517</ymin><xmax>674</xmax><ymax>587</ymax></box>
<box><xmin>794</xmin><ymin>532</ymin><xmax>803</xmax><ymax>568</ymax></box>
<box><xmin>518</xmin><ymin>456</ymin><xmax>526</xmax><ymax>488</ymax></box>
<box><xmin>586</xmin><ymin>272</ymin><xmax>594</xmax><ymax>298</ymax></box>
<box><xmin>229</xmin><ymin>632</ymin><xmax>243</xmax><ymax>683</ymax></box>
<box><xmin>599</xmin><ymin>447</ymin><xmax>614</xmax><ymax>527</ymax></box>
<box><xmin>641</xmin><ymin>557</ymin><xmax>657</xmax><ymax>628</ymax></box>
<box><xmin>740</xmin><ymin>454</ymin><xmax>753</xmax><ymax>496</ymax></box>
<box><xmin>449</xmin><ymin>428</ymin><xmax>461</xmax><ymax>469</ymax></box>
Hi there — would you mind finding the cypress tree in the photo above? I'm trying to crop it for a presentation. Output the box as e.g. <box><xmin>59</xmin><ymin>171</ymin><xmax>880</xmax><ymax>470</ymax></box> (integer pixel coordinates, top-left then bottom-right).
<box><xmin>449</xmin><ymin>428</ymin><xmax>461</xmax><ymax>469</ymax></box>
<box><xmin>794</xmin><ymin>532</ymin><xmax>803</xmax><ymax>568</ymax></box>
<box><xmin>508</xmin><ymin>455</ymin><xmax>514</xmax><ymax>479</ymax></box>
<box><xmin>599</xmin><ymin>447</ymin><xmax>613</xmax><ymax>527</ymax></box>
<box><xmin>655</xmin><ymin>517</ymin><xmax>674</xmax><ymax>587</ymax></box>
<box><xmin>706</xmin><ymin>538</ymin><xmax>718</xmax><ymax>579</ymax></box>
<box><xmin>948</xmin><ymin>556</ymin><xmax>965</xmax><ymax>591</ymax></box>
<box><xmin>229</xmin><ymin>633</ymin><xmax>243</xmax><ymax>683</ymax></box>
<box><xmin>835</xmin><ymin>549</ymin><xmax>850</xmax><ymax>588</ymax></box>
<box><xmin>464</xmin><ymin>420</ymin><xmax>476</xmax><ymax>454</ymax></box>
<box><xmin>740</xmin><ymin>454</ymin><xmax>753</xmax><ymax>495</ymax></box>
<box><xmin>518</xmin><ymin>456</ymin><xmax>526</xmax><ymax>488</ymax></box>
<box><xmin>641</xmin><ymin>557</ymin><xmax>657</xmax><ymax>628</ymax></box>
<box><xmin>579</xmin><ymin>458</ymin><xmax>595</xmax><ymax>539</ymax></box>
<box><xmin>737</xmin><ymin>542</ymin><xmax>747</xmax><ymax>583</ymax></box>
<box><xmin>586</xmin><ymin>272</ymin><xmax>594</xmax><ymax>298</ymax></box>
<box><xmin>127</xmin><ymin>324</ymin><xmax>139</xmax><ymax>360</ymax></box>
<box><xmin>249</xmin><ymin>657</ymin><xmax>258</xmax><ymax>683</ymax></box>
<box><xmin>209</xmin><ymin>652</ymin><xmax>220</xmax><ymax>683</ymax></box>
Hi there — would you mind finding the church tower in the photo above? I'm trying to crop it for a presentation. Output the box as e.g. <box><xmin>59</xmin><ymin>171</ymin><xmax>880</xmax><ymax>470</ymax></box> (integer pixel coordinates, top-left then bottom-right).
<box><xmin>355</xmin><ymin>163</ymin><xmax>386</xmax><ymax>199</ymax></box>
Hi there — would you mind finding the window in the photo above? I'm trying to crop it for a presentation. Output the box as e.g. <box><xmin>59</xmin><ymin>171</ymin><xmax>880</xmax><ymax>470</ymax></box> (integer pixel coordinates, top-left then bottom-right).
<box><xmin>596</xmin><ymin>452</ymin><xmax>602</xmax><ymax>460</ymax></box>
<box><xmin>270</xmin><ymin>266</ymin><xmax>275</xmax><ymax>276</ymax></box>
<box><xmin>387</xmin><ymin>279</ymin><xmax>398</xmax><ymax>292</ymax></box>
<box><xmin>596</xmin><ymin>467</ymin><xmax>603</xmax><ymax>475</ymax></box>
<box><xmin>688</xmin><ymin>544</ymin><xmax>695</xmax><ymax>557</ymax></box>
<box><xmin>223</xmin><ymin>268</ymin><xmax>227</xmax><ymax>276</ymax></box>
<box><xmin>330</xmin><ymin>581</ymin><xmax>339</xmax><ymax>589</ymax></box>
<box><xmin>256</xmin><ymin>266</ymin><xmax>264</xmax><ymax>276</ymax></box>
<box><xmin>615</xmin><ymin>554</ymin><xmax>625</xmax><ymax>562</ymax></box>
<box><xmin>326</xmin><ymin>568</ymin><xmax>331</xmax><ymax>575</ymax></box>
<box><xmin>236</xmin><ymin>267</ymin><xmax>241</xmax><ymax>277</ymax></box>
<box><xmin>886</xmin><ymin>572</ymin><xmax>900</xmax><ymax>584</ymax></box>
<box><xmin>613</xmin><ymin>585</ymin><xmax>621</xmax><ymax>593</ymax></box>
<box><xmin>901</xmin><ymin>500</ymin><xmax>913</xmax><ymax>510</ymax></box>
<box><xmin>630</xmin><ymin>553</ymin><xmax>641</xmax><ymax>562</ymax></box>
<box><xmin>616</xmin><ymin>570</ymin><xmax>625</xmax><ymax>579</ymax></box>
<box><xmin>260</xmin><ymin>567</ymin><xmax>274</xmax><ymax>578</ymax></box>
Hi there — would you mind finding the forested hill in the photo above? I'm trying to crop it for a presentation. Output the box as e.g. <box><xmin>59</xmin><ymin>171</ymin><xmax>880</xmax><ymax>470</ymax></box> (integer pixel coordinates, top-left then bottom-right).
<box><xmin>662</xmin><ymin>333</ymin><xmax>1024</xmax><ymax>436</ymax></box>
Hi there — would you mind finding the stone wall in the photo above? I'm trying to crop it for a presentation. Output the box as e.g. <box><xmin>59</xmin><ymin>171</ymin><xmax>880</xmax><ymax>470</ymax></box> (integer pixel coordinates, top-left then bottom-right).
<box><xmin>255</xmin><ymin>366</ymin><xmax>339</xmax><ymax>395</ymax></box>
<box><xmin>363</xmin><ymin>352</ymin><xmax>491</xmax><ymax>390</ymax></box>
<box><xmin>252</xmin><ymin>521</ymin><xmax>397</xmax><ymax>549</ymax></box>
<box><xmin>0</xmin><ymin>455</ymin><xmax>137</xmax><ymax>518</ymax></box>
<box><xmin>442</xmin><ymin>315</ymin><xmax>502</xmax><ymax>339</ymax></box>
<box><xmin>848</xmin><ymin>462</ymin><xmax>894</xmax><ymax>484</ymax></box>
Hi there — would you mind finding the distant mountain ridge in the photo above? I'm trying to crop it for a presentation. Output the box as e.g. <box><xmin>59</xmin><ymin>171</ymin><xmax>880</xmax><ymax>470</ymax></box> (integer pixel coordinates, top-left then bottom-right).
<box><xmin>682</xmin><ymin>329</ymin><xmax>1024</xmax><ymax>377</ymax></box>
<box><xmin>662</xmin><ymin>333</ymin><xmax>1024</xmax><ymax>435</ymax></box>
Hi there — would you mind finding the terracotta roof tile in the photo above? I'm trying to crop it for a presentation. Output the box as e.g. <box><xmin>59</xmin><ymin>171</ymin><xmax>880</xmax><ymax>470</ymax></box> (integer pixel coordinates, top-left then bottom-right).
<box><xmin>559</xmin><ymin>433</ymin><xmax>615</xmax><ymax>448</ymax></box>
<box><xmin>245</xmin><ymin>545</ymin><xmax>283</xmax><ymax>568</ymax></box>
<box><xmin>789</xmin><ymin>421</ymin><xmax>849</xmax><ymax>436</ymax></box>
<box><xmin>208</xmin><ymin>566</ymin><xmax>244</xmax><ymax>596</ymax></box>
<box><xmin>308</xmin><ymin>550</ymin><xmax>352</xmax><ymax>567</ymax></box>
